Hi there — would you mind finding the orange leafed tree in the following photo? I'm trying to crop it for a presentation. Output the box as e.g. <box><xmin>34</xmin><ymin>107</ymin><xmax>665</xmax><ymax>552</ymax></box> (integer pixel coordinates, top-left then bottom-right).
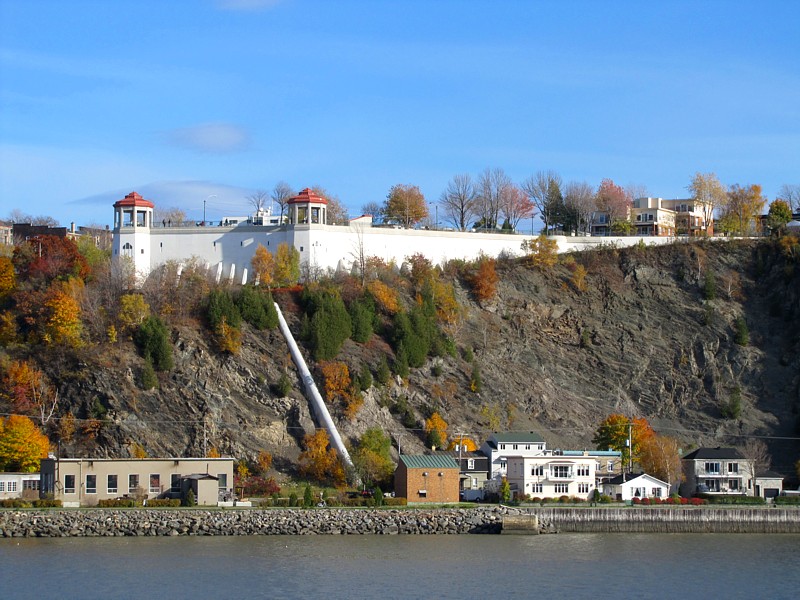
<box><xmin>469</xmin><ymin>257</ymin><xmax>499</xmax><ymax>301</ymax></box>
<box><xmin>366</xmin><ymin>280</ymin><xmax>400</xmax><ymax>314</ymax></box>
<box><xmin>299</xmin><ymin>429</ymin><xmax>346</xmax><ymax>486</ymax></box>
<box><xmin>320</xmin><ymin>361</ymin><xmax>351</xmax><ymax>403</ymax></box>
<box><xmin>447</xmin><ymin>436</ymin><xmax>478</xmax><ymax>452</ymax></box>
<box><xmin>2</xmin><ymin>360</ymin><xmax>43</xmax><ymax>414</ymax></box>
<box><xmin>638</xmin><ymin>434</ymin><xmax>683</xmax><ymax>489</ymax></box>
<box><xmin>592</xmin><ymin>413</ymin><xmax>654</xmax><ymax>467</ymax></box>
<box><xmin>0</xmin><ymin>415</ymin><xmax>50</xmax><ymax>472</ymax></box>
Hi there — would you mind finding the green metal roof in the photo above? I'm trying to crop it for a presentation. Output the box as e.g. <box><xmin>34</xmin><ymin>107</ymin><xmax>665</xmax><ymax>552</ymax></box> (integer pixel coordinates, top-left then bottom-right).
<box><xmin>399</xmin><ymin>454</ymin><xmax>460</xmax><ymax>469</ymax></box>
<box><xmin>490</xmin><ymin>432</ymin><xmax>545</xmax><ymax>444</ymax></box>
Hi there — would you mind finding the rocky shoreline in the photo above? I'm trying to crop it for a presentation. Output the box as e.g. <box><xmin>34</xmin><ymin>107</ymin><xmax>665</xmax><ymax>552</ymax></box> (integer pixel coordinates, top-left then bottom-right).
<box><xmin>0</xmin><ymin>507</ymin><xmax>522</xmax><ymax>538</ymax></box>
<box><xmin>3</xmin><ymin>506</ymin><xmax>798</xmax><ymax>538</ymax></box>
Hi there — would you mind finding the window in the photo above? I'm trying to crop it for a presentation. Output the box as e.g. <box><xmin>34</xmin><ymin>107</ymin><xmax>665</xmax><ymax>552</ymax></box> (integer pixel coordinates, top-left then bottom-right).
<box><xmin>107</xmin><ymin>475</ymin><xmax>118</xmax><ymax>494</ymax></box>
<box><xmin>149</xmin><ymin>474</ymin><xmax>160</xmax><ymax>494</ymax></box>
<box><xmin>499</xmin><ymin>459</ymin><xmax>507</xmax><ymax>470</ymax></box>
<box><xmin>65</xmin><ymin>475</ymin><xmax>76</xmax><ymax>494</ymax></box>
<box><xmin>531</xmin><ymin>465</ymin><xmax>544</xmax><ymax>476</ymax></box>
<box><xmin>171</xmin><ymin>474</ymin><xmax>181</xmax><ymax>493</ymax></box>
<box><xmin>129</xmin><ymin>474</ymin><xmax>139</xmax><ymax>494</ymax></box>
<box><xmin>499</xmin><ymin>444</ymin><xmax>506</xmax><ymax>450</ymax></box>
<box><xmin>652</xmin><ymin>487</ymin><xmax>662</xmax><ymax>497</ymax></box>
<box><xmin>218</xmin><ymin>474</ymin><xmax>228</xmax><ymax>490</ymax></box>
<box><xmin>531</xmin><ymin>483</ymin><xmax>543</xmax><ymax>494</ymax></box>
<box><xmin>23</xmin><ymin>480</ymin><xmax>38</xmax><ymax>491</ymax></box>
<box><xmin>577</xmin><ymin>465</ymin><xmax>590</xmax><ymax>477</ymax></box>
<box><xmin>7</xmin><ymin>481</ymin><xmax>17</xmax><ymax>492</ymax></box>
<box><xmin>512</xmin><ymin>444</ymin><xmax>518</xmax><ymax>450</ymax></box>
<box><xmin>524</xmin><ymin>444</ymin><xmax>530</xmax><ymax>450</ymax></box>
<box><xmin>86</xmin><ymin>475</ymin><xmax>97</xmax><ymax>494</ymax></box>
<box><xmin>0</xmin><ymin>482</ymin><xmax>5</xmax><ymax>492</ymax></box>
<box><xmin>578</xmin><ymin>483</ymin><xmax>590</xmax><ymax>494</ymax></box>
<box><xmin>554</xmin><ymin>483</ymin><xmax>569</xmax><ymax>494</ymax></box>
<box><xmin>607</xmin><ymin>461</ymin><xmax>614</xmax><ymax>472</ymax></box>
<box><xmin>551</xmin><ymin>465</ymin><xmax>571</xmax><ymax>479</ymax></box>
<box><xmin>705</xmin><ymin>462</ymin><xmax>720</xmax><ymax>474</ymax></box>
<box><xmin>467</xmin><ymin>459</ymin><xmax>475</xmax><ymax>470</ymax></box>
<box><xmin>418</xmin><ymin>490</ymin><xmax>427</xmax><ymax>498</ymax></box>
<box><xmin>729</xmin><ymin>479</ymin><xmax>739</xmax><ymax>491</ymax></box>
<box><xmin>728</xmin><ymin>463</ymin><xmax>739</xmax><ymax>473</ymax></box>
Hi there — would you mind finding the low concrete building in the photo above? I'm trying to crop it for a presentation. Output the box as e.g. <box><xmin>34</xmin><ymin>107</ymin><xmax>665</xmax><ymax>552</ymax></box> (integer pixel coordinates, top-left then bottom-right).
<box><xmin>0</xmin><ymin>472</ymin><xmax>40</xmax><ymax>500</ymax></box>
<box><xmin>395</xmin><ymin>454</ymin><xmax>460</xmax><ymax>504</ymax></box>
<box><xmin>39</xmin><ymin>458</ymin><xmax>234</xmax><ymax>507</ymax></box>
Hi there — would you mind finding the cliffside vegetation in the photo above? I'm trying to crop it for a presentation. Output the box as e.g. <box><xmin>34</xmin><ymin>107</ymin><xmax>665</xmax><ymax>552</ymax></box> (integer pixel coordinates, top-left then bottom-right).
<box><xmin>2</xmin><ymin>233</ymin><xmax>800</xmax><ymax>490</ymax></box>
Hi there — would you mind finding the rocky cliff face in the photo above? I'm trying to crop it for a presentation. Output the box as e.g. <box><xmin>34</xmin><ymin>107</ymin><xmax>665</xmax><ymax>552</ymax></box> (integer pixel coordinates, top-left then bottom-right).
<box><xmin>36</xmin><ymin>238</ymin><xmax>800</xmax><ymax>481</ymax></box>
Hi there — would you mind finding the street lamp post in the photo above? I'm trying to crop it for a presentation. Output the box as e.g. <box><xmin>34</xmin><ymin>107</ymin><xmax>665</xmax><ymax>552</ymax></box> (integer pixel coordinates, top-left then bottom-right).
<box><xmin>205</xmin><ymin>194</ymin><xmax>217</xmax><ymax>225</ymax></box>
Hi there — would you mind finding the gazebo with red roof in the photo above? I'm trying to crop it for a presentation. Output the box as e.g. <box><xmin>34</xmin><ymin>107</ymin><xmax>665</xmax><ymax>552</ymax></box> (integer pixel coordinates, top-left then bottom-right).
<box><xmin>287</xmin><ymin>188</ymin><xmax>328</xmax><ymax>225</ymax></box>
<box><xmin>113</xmin><ymin>191</ymin><xmax>155</xmax><ymax>229</ymax></box>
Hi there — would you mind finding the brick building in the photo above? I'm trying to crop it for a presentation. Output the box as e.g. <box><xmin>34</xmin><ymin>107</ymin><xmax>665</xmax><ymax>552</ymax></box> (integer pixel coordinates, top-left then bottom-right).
<box><xmin>394</xmin><ymin>454</ymin><xmax>460</xmax><ymax>504</ymax></box>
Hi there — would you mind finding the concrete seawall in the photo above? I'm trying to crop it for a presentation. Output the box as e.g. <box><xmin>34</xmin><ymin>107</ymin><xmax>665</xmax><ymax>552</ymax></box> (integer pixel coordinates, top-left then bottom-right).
<box><xmin>525</xmin><ymin>507</ymin><xmax>800</xmax><ymax>534</ymax></box>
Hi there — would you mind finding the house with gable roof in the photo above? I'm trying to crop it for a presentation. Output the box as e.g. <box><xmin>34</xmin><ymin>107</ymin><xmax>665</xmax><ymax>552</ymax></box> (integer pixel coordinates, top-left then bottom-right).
<box><xmin>603</xmin><ymin>472</ymin><xmax>670</xmax><ymax>501</ymax></box>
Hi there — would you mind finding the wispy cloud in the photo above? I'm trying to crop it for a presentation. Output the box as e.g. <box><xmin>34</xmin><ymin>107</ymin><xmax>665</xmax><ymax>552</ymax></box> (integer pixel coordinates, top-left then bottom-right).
<box><xmin>162</xmin><ymin>122</ymin><xmax>251</xmax><ymax>154</ymax></box>
<box><xmin>214</xmin><ymin>0</ymin><xmax>284</xmax><ymax>11</ymax></box>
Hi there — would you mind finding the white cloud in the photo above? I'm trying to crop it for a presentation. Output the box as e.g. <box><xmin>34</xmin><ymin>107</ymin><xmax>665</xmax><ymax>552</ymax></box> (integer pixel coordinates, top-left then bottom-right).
<box><xmin>215</xmin><ymin>0</ymin><xmax>284</xmax><ymax>11</ymax></box>
<box><xmin>163</xmin><ymin>122</ymin><xmax>251</xmax><ymax>154</ymax></box>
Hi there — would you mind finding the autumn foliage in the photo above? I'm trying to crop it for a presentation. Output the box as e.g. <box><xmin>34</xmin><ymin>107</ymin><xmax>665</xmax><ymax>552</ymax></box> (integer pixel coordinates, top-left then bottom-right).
<box><xmin>521</xmin><ymin>234</ymin><xmax>558</xmax><ymax>269</ymax></box>
<box><xmin>366</xmin><ymin>280</ymin><xmax>401</xmax><ymax>314</ymax></box>
<box><xmin>468</xmin><ymin>257</ymin><xmax>499</xmax><ymax>301</ymax></box>
<box><xmin>298</xmin><ymin>429</ymin><xmax>346</xmax><ymax>486</ymax></box>
<box><xmin>424</xmin><ymin>412</ymin><xmax>448</xmax><ymax>449</ymax></box>
<box><xmin>0</xmin><ymin>415</ymin><xmax>50</xmax><ymax>472</ymax></box>
<box><xmin>592</xmin><ymin>414</ymin><xmax>655</xmax><ymax>467</ymax></box>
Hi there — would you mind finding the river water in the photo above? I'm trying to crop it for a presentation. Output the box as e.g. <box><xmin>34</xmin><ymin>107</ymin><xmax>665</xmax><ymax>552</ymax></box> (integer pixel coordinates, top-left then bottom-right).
<box><xmin>2</xmin><ymin>533</ymin><xmax>799</xmax><ymax>599</ymax></box>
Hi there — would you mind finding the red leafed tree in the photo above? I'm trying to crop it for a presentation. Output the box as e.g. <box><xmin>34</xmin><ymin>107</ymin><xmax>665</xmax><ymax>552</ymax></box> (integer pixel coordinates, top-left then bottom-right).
<box><xmin>13</xmin><ymin>235</ymin><xmax>90</xmax><ymax>285</ymax></box>
<box><xmin>500</xmin><ymin>186</ymin><xmax>536</xmax><ymax>230</ymax></box>
<box><xmin>595</xmin><ymin>179</ymin><xmax>632</xmax><ymax>229</ymax></box>
<box><xmin>469</xmin><ymin>257</ymin><xmax>499</xmax><ymax>301</ymax></box>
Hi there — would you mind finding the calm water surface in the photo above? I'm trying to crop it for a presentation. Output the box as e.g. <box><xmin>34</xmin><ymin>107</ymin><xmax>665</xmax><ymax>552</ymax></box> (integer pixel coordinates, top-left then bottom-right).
<box><xmin>2</xmin><ymin>533</ymin><xmax>799</xmax><ymax>599</ymax></box>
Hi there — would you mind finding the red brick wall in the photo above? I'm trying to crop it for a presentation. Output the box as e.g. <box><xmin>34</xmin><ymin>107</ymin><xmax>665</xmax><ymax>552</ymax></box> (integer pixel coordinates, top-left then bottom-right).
<box><xmin>395</xmin><ymin>465</ymin><xmax>459</xmax><ymax>503</ymax></box>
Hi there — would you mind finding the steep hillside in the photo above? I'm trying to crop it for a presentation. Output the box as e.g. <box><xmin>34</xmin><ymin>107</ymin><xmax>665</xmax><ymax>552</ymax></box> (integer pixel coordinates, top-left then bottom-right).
<box><xmin>3</xmin><ymin>237</ymin><xmax>799</xmax><ymax>483</ymax></box>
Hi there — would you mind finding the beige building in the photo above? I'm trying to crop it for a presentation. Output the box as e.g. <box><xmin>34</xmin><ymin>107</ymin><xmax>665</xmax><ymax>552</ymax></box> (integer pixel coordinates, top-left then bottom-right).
<box><xmin>39</xmin><ymin>458</ymin><xmax>234</xmax><ymax>507</ymax></box>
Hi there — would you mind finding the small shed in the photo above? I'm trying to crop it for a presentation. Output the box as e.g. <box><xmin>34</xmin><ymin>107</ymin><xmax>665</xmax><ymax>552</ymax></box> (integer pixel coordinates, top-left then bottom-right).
<box><xmin>394</xmin><ymin>454</ymin><xmax>460</xmax><ymax>504</ymax></box>
<box><xmin>182</xmin><ymin>474</ymin><xmax>219</xmax><ymax>506</ymax></box>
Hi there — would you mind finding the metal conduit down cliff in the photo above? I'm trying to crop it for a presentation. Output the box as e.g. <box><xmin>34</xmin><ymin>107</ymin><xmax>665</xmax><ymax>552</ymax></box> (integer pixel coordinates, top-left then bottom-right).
<box><xmin>274</xmin><ymin>302</ymin><xmax>354</xmax><ymax>469</ymax></box>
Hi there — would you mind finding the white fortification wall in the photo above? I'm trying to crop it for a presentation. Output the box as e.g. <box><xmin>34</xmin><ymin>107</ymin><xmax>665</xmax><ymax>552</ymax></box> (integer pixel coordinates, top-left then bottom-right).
<box><xmin>119</xmin><ymin>222</ymin><xmax>689</xmax><ymax>283</ymax></box>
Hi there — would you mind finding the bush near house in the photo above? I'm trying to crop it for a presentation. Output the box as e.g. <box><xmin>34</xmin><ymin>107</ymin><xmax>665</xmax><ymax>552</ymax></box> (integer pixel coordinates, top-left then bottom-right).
<box><xmin>696</xmin><ymin>494</ymin><xmax>765</xmax><ymax>505</ymax></box>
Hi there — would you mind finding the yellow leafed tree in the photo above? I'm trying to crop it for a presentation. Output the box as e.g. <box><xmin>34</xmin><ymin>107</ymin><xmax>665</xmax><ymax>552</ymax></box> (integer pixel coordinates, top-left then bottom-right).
<box><xmin>118</xmin><ymin>294</ymin><xmax>150</xmax><ymax>333</ymax></box>
<box><xmin>250</xmin><ymin>243</ymin><xmax>275</xmax><ymax>288</ymax></box>
<box><xmin>0</xmin><ymin>415</ymin><xmax>50</xmax><ymax>472</ymax></box>
<box><xmin>43</xmin><ymin>285</ymin><xmax>82</xmax><ymax>346</ymax></box>
<box><xmin>424</xmin><ymin>412</ymin><xmax>448</xmax><ymax>449</ymax></box>
<box><xmin>0</xmin><ymin>256</ymin><xmax>16</xmax><ymax>301</ymax></box>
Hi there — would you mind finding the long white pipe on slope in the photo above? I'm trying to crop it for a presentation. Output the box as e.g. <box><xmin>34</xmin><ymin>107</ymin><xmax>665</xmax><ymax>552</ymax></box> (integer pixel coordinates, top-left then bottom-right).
<box><xmin>274</xmin><ymin>302</ymin><xmax>354</xmax><ymax>470</ymax></box>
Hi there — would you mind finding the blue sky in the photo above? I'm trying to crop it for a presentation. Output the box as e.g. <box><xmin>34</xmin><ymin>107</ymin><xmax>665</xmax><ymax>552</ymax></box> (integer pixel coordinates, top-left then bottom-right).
<box><xmin>1</xmin><ymin>0</ymin><xmax>798</xmax><ymax>227</ymax></box>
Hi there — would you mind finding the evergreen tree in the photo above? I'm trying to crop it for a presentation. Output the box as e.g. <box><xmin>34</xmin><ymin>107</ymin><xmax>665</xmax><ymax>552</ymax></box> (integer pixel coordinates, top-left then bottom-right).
<box><xmin>134</xmin><ymin>315</ymin><xmax>173</xmax><ymax>371</ymax></box>
<box><xmin>349</xmin><ymin>298</ymin><xmax>375</xmax><ymax>343</ymax></box>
